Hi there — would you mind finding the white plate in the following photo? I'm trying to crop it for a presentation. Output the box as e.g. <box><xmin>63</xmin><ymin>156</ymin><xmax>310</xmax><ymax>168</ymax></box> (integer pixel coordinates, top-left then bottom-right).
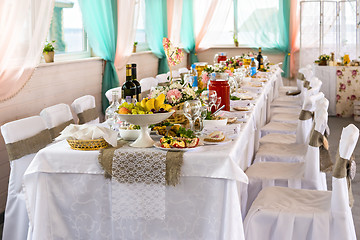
<box><xmin>201</xmin><ymin>138</ymin><xmax>232</xmax><ymax>145</ymax></box>
<box><xmin>153</xmin><ymin>142</ymin><xmax>199</xmax><ymax>151</ymax></box>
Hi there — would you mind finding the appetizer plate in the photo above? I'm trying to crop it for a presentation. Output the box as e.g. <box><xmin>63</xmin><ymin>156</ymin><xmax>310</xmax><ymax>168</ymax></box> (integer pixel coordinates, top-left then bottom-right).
<box><xmin>153</xmin><ymin>142</ymin><xmax>199</xmax><ymax>151</ymax></box>
<box><xmin>201</xmin><ymin>138</ymin><xmax>232</xmax><ymax>145</ymax></box>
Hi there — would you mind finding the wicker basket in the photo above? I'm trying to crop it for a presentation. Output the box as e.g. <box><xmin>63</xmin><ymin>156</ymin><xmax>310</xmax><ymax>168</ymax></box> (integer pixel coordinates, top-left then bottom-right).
<box><xmin>166</xmin><ymin>103</ymin><xmax>188</xmax><ymax>124</ymax></box>
<box><xmin>67</xmin><ymin>138</ymin><xmax>108</xmax><ymax>151</ymax></box>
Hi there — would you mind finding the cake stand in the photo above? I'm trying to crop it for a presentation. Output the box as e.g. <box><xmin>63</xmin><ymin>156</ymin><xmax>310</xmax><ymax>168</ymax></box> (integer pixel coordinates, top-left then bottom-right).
<box><xmin>117</xmin><ymin>110</ymin><xmax>174</xmax><ymax>148</ymax></box>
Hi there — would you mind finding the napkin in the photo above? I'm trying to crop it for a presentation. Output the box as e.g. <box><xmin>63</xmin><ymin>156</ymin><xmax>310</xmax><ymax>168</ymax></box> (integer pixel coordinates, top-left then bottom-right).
<box><xmin>55</xmin><ymin>124</ymin><xmax>118</xmax><ymax>147</ymax></box>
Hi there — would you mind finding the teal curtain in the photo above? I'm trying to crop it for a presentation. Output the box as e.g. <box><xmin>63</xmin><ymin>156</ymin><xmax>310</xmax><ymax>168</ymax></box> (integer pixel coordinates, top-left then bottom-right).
<box><xmin>235</xmin><ymin>0</ymin><xmax>290</xmax><ymax>77</ymax></box>
<box><xmin>79</xmin><ymin>0</ymin><xmax>118</xmax><ymax>112</ymax></box>
<box><xmin>278</xmin><ymin>0</ymin><xmax>290</xmax><ymax>78</ymax></box>
<box><xmin>180</xmin><ymin>0</ymin><xmax>198</xmax><ymax>65</ymax></box>
<box><xmin>145</xmin><ymin>0</ymin><xmax>169</xmax><ymax>74</ymax></box>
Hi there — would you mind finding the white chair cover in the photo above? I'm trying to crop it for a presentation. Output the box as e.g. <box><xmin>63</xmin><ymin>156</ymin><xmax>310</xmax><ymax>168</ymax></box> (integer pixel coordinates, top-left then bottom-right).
<box><xmin>71</xmin><ymin>95</ymin><xmax>99</xmax><ymax>124</ymax></box>
<box><xmin>167</xmin><ymin>70</ymin><xmax>180</xmax><ymax>78</ymax></box>
<box><xmin>244</xmin><ymin>124</ymin><xmax>358</xmax><ymax>240</ymax></box>
<box><xmin>39</xmin><ymin>103</ymin><xmax>74</xmax><ymax>139</ymax></box>
<box><xmin>140</xmin><ymin>77</ymin><xmax>158</xmax><ymax>92</ymax></box>
<box><xmin>156</xmin><ymin>73</ymin><xmax>168</xmax><ymax>83</ymax></box>
<box><xmin>178</xmin><ymin>67</ymin><xmax>189</xmax><ymax>74</ymax></box>
<box><xmin>255</xmin><ymin>95</ymin><xmax>328</xmax><ymax>164</ymax></box>
<box><xmin>1</xmin><ymin>116</ymin><xmax>50</xmax><ymax>240</ymax></box>
<box><xmin>105</xmin><ymin>87</ymin><xmax>122</xmax><ymax>103</ymax></box>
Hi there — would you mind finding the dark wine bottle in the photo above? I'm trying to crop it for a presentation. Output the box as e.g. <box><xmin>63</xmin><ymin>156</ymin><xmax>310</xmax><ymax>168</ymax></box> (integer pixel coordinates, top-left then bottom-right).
<box><xmin>122</xmin><ymin>64</ymin><xmax>137</xmax><ymax>103</ymax></box>
<box><xmin>257</xmin><ymin>47</ymin><xmax>264</xmax><ymax>70</ymax></box>
<box><xmin>131</xmin><ymin>63</ymin><xmax>141</xmax><ymax>101</ymax></box>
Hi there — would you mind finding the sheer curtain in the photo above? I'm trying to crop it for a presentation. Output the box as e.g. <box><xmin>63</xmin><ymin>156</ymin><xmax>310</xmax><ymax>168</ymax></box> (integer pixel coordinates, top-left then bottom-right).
<box><xmin>145</xmin><ymin>0</ymin><xmax>168</xmax><ymax>74</ymax></box>
<box><xmin>167</xmin><ymin>0</ymin><xmax>183</xmax><ymax>45</ymax></box>
<box><xmin>79</xmin><ymin>0</ymin><xmax>119</xmax><ymax>112</ymax></box>
<box><xmin>0</xmin><ymin>0</ymin><xmax>54</xmax><ymax>101</ymax></box>
<box><xmin>114</xmin><ymin>0</ymin><xmax>138</xmax><ymax>75</ymax></box>
<box><xmin>300</xmin><ymin>0</ymin><xmax>357</xmax><ymax>68</ymax></box>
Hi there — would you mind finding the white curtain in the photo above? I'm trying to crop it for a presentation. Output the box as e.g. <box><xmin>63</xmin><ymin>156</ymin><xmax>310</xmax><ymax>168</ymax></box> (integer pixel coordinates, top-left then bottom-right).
<box><xmin>167</xmin><ymin>0</ymin><xmax>183</xmax><ymax>45</ymax></box>
<box><xmin>194</xmin><ymin>0</ymin><xmax>232</xmax><ymax>50</ymax></box>
<box><xmin>114</xmin><ymin>0</ymin><xmax>138</xmax><ymax>74</ymax></box>
<box><xmin>300</xmin><ymin>0</ymin><xmax>357</xmax><ymax>68</ymax></box>
<box><xmin>0</xmin><ymin>0</ymin><xmax>54</xmax><ymax>101</ymax></box>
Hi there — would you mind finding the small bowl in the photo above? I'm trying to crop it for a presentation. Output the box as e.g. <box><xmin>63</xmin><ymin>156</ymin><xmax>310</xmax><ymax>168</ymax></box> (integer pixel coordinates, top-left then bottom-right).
<box><xmin>203</xmin><ymin>118</ymin><xmax>228</xmax><ymax>128</ymax></box>
<box><xmin>119</xmin><ymin>129</ymin><xmax>140</xmax><ymax>141</ymax></box>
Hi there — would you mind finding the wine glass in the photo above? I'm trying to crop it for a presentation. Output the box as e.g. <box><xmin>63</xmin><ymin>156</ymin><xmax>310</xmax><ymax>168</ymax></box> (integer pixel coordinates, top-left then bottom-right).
<box><xmin>183</xmin><ymin>100</ymin><xmax>202</xmax><ymax>131</ymax></box>
<box><xmin>215</xmin><ymin>97</ymin><xmax>222</xmax><ymax>110</ymax></box>
<box><xmin>199</xmin><ymin>106</ymin><xmax>208</xmax><ymax>133</ymax></box>
<box><xmin>228</xmin><ymin>76</ymin><xmax>238</xmax><ymax>94</ymax></box>
<box><xmin>200</xmin><ymin>90</ymin><xmax>217</xmax><ymax>112</ymax></box>
<box><xmin>183</xmin><ymin>73</ymin><xmax>193</xmax><ymax>87</ymax></box>
<box><xmin>208</xmin><ymin>90</ymin><xmax>217</xmax><ymax>112</ymax></box>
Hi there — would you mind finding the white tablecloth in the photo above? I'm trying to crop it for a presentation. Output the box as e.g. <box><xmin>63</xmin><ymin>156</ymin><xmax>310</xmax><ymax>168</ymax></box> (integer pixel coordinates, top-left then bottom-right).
<box><xmin>23</xmin><ymin>68</ymin><xmax>282</xmax><ymax>240</ymax></box>
<box><xmin>312</xmin><ymin>65</ymin><xmax>337</xmax><ymax>115</ymax></box>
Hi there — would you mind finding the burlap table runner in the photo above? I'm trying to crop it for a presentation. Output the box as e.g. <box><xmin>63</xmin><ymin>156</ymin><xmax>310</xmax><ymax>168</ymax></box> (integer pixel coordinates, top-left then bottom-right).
<box><xmin>99</xmin><ymin>142</ymin><xmax>184</xmax><ymax>186</ymax></box>
<box><xmin>333</xmin><ymin>152</ymin><xmax>356</xmax><ymax>207</ymax></box>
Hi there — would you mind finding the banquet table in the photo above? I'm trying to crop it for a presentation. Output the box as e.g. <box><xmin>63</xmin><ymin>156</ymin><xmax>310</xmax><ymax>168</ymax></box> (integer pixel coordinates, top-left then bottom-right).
<box><xmin>23</xmin><ymin>68</ymin><xmax>283</xmax><ymax>240</ymax></box>
<box><xmin>313</xmin><ymin>64</ymin><xmax>360</xmax><ymax>117</ymax></box>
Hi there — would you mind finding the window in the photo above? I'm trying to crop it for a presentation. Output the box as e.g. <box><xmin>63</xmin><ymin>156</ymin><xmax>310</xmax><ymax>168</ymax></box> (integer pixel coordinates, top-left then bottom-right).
<box><xmin>300</xmin><ymin>0</ymin><xmax>359</xmax><ymax>67</ymax></box>
<box><xmin>134</xmin><ymin>0</ymin><xmax>149</xmax><ymax>52</ymax></box>
<box><xmin>47</xmin><ymin>0</ymin><xmax>90</xmax><ymax>60</ymax></box>
<box><xmin>193</xmin><ymin>0</ymin><xmax>282</xmax><ymax>48</ymax></box>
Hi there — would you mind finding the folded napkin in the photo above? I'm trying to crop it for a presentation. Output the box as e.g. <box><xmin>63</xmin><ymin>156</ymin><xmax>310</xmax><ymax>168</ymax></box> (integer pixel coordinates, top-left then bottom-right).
<box><xmin>56</xmin><ymin>124</ymin><xmax>118</xmax><ymax>147</ymax></box>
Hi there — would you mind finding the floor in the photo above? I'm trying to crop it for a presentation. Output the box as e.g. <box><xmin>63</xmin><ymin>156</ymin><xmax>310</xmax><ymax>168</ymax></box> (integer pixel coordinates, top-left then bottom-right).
<box><xmin>326</xmin><ymin>117</ymin><xmax>360</xmax><ymax>239</ymax></box>
<box><xmin>0</xmin><ymin>117</ymin><xmax>358</xmax><ymax>239</ymax></box>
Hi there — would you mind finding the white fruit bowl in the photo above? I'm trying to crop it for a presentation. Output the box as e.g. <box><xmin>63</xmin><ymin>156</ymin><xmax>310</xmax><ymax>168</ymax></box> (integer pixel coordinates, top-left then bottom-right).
<box><xmin>117</xmin><ymin>110</ymin><xmax>174</xmax><ymax>147</ymax></box>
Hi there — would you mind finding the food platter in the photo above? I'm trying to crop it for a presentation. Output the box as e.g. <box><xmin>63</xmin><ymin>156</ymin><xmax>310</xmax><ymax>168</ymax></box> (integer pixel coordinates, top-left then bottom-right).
<box><xmin>153</xmin><ymin>142</ymin><xmax>200</xmax><ymax>151</ymax></box>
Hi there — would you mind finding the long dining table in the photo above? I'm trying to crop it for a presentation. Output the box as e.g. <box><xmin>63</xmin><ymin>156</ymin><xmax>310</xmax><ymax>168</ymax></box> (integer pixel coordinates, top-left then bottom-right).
<box><xmin>23</xmin><ymin>67</ymin><xmax>283</xmax><ymax>240</ymax></box>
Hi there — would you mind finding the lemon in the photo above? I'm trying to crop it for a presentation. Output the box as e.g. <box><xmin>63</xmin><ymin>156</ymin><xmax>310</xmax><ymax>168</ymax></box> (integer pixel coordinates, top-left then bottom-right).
<box><xmin>160</xmin><ymin>104</ymin><xmax>173</xmax><ymax>111</ymax></box>
<box><xmin>140</xmin><ymin>98</ymin><xmax>148</xmax><ymax>109</ymax></box>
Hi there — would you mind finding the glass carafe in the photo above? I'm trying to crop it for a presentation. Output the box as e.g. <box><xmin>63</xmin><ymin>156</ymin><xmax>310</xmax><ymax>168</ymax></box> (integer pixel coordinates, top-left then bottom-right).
<box><xmin>105</xmin><ymin>90</ymin><xmax>121</xmax><ymax>131</ymax></box>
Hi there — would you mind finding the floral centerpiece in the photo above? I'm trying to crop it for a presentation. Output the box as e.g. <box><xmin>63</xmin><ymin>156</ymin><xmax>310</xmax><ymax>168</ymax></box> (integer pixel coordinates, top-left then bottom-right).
<box><xmin>317</xmin><ymin>54</ymin><xmax>330</xmax><ymax>66</ymax></box>
<box><xmin>225</xmin><ymin>57</ymin><xmax>242</xmax><ymax>70</ymax></box>
<box><xmin>163</xmin><ymin>38</ymin><xmax>184</xmax><ymax>83</ymax></box>
<box><xmin>149</xmin><ymin>82</ymin><xmax>196</xmax><ymax>123</ymax></box>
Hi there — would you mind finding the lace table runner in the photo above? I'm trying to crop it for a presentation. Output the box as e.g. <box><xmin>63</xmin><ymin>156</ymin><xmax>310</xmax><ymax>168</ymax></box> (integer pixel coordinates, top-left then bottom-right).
<box><xmin>112</xmin><ymin>147</ymin><xmax>167</xmax><ymax>220</ymax></box>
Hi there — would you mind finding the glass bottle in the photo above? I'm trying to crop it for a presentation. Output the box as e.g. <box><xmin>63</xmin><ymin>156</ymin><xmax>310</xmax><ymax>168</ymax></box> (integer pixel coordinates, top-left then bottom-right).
<box><xmin>257</xmin><ymin>47</ymin><xmax>264</xmax><ymax>70</ymax></box>
<box><xmin>122</xmin><ymin>64</ymin><xmax>137</xmax><ymax>103</ymax></box>
<box><xmin>105</xmin><ymin>90</ymin><xmax>121</xmax><ymax>131</ymax></box>
<box><xmin>131</xmin><ymin>63</ymin><xmax>141</xmax><ymax>101</ymax></box>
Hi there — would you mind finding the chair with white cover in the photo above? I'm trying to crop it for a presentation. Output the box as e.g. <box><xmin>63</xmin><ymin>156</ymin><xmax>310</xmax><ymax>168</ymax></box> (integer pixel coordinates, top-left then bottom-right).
<box><xmin>140</xmin><ymin>77</ymin><xmax>158</xmax><ymax>99</ymax></box>
<box><xmin>244</xmin><ymin>124</ymin><xmax>358</xmax><ymax>240</ymax></box>
<box><xmin>243</xmin><ymin>104</ymin><xmax>330</xmax><ymax>215</ymax></box>
<box><xmin>71</xmin><ymin>95</ymin><xmax>99</xmax><ymax>124</ymax></box>
<box><xmin>39</xmin><ymin>103</ymin><xmax>74</xmax><ymax>139</ymax></box>
<box><xmin>261</xmin><ymin>81</ymin><xmax>323</xmax><ymax>137</ymax></box>
<box><xmin>156</xmin><ymin>73</ymin><xmax>168</xmax><ymax>84</ymax></box>
<box><xmin>178</xmin><ymin>67</ymin><xmax>189</xmax><ymax>74</ymax></box>
<box><xmin>254</xmin><ymin>97</ymin><xmax>328</xmax><ymax>164</ymax></box>
<box><xmin>105</xmin><ymin>86</ymin><xmax>122</xmax><ymax>103</ymax></box>
<box><xmin>1</xmin><ymin>116</ymin><xmax>52</xmax><ymax>240</ymax></box>
<box><xmin>260</xmin><ymin>92</ymin><xmax>324</xmax><ymax>145</ymax></box>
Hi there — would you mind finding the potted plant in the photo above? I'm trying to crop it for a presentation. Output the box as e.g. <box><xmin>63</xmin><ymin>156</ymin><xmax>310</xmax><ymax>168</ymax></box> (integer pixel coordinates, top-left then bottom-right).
<box><xmin>43</xmin><ymin>40</ymin><xmax>55</xmax><ymax>63</ymax></box>
<box><xmin>233</xmin><ymin>34</ymin><xmax>239</xmax><ymax>47</ymax></box>
<box><xmin>133</xmin><ymin>42</ymin><xmax>138</xmax><ymax>53</ymax></box>
<box><xmin>318</xmin><ymin>54</ymin><xmax>330</xmax><ymax>66</ymax></box>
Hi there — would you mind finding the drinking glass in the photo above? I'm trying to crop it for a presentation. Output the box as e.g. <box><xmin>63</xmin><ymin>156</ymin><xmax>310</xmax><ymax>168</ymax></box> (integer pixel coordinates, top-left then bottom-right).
<box><xmin>199</xmin><ymin>106</ymin><xmax>208</xmax><ymax>132</ymax></box>
<box><xmin>183</xmin><ymin>100</ymin><xmax>202</xmax><ymax>131</ymax></box>
<box><xmin>228</xmin><ymin>76</ymin><xmax>238</xmax><ymax>94</ymax></box>
<box><xmin>215</xmin><ymin>97</ymin><xmax>222</xmax><ymax>110</ymax></box>
<box><xmin>200</xmin><ymin>90</ymin><xmax>217</xmax><ymax>112</ymax></box>
<box><xmin>183</xmin><ymin>73</ymin><xmax>193</xmax><ymax>87</ymax></box>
